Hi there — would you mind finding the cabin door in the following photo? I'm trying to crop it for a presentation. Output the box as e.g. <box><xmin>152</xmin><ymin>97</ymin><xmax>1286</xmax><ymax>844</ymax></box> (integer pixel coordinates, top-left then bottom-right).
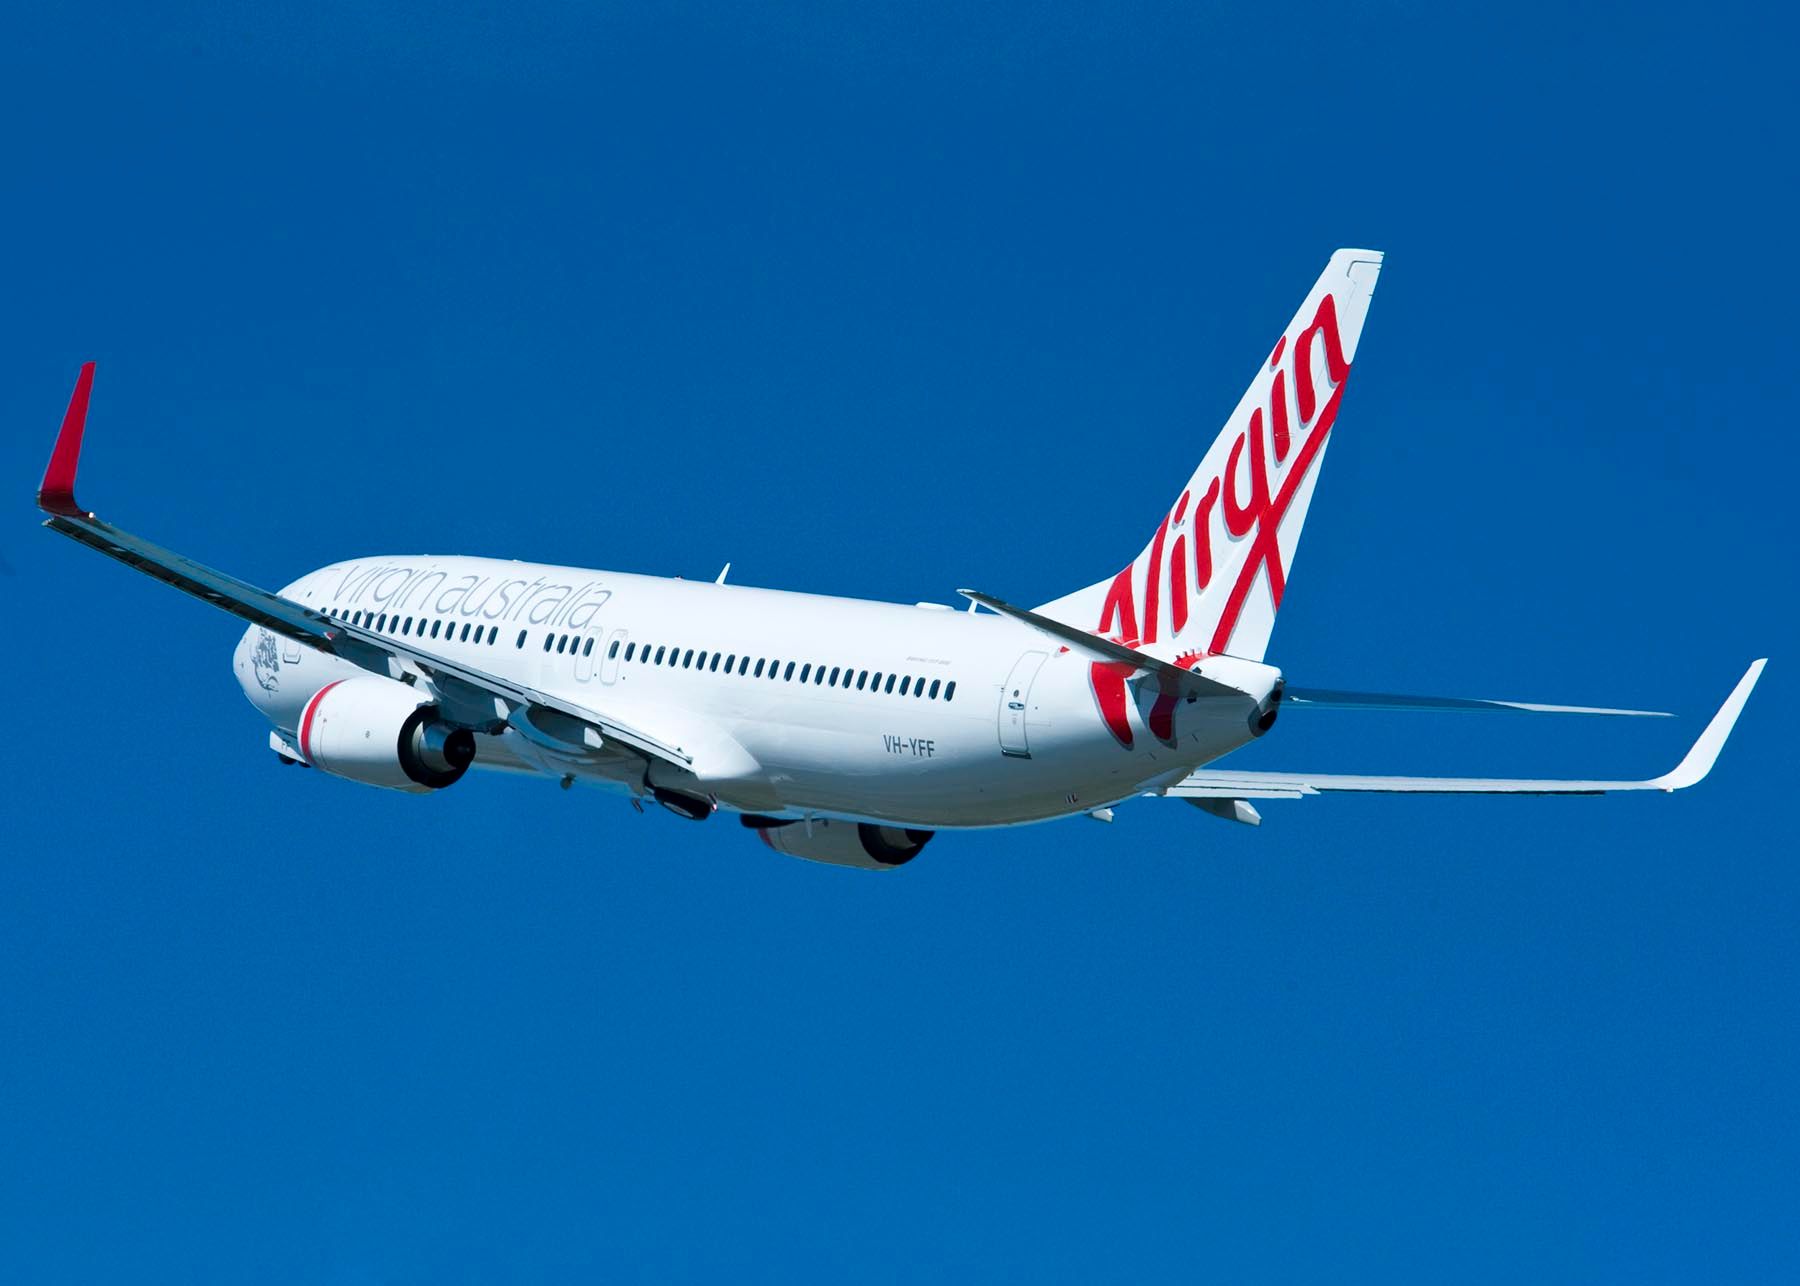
<box><xmin>997</xmin><ymin>651</ymin><xmax>1049</xmax><ymax>758</ymax></box>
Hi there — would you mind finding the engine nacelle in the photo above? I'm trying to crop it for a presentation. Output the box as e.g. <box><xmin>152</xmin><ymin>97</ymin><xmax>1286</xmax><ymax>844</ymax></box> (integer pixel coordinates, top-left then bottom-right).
<box><xmin>297</xmin><ymin>675</ymin><xmax>475</xmax><ymax>792</ymax></box>
<box><xmin>745</xmin><ymin>815</ymin><xmax>933</xmax><ymax>870</ymax></box>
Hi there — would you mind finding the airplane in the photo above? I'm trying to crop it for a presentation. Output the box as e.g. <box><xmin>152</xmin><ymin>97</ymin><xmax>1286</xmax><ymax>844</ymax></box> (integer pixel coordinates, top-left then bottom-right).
<box><xmin>34</xmin><ymin>249</ymin><xmax>1766</xmax><ymax>869</ymax></box>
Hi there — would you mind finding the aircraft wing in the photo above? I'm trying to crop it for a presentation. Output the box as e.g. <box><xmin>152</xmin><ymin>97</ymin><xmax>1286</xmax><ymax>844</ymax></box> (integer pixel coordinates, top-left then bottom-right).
<box><xmin>1164</xmin><ymin>660</ymin><xmax>1764</xmax><ymax>801</ymax></box>
<box><xmin>35</xmin><ymin>364</ymin><xmax>691</xmax><ymax>770</ymax></box>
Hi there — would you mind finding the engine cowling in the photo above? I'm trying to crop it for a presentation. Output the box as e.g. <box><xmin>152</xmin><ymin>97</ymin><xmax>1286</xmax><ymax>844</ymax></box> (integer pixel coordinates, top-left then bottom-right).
<box><xmin>297</xmin><ymin>675</ymin><xmax>475</xmax><ymax>792</ymax></box>
<box><xmin>745</xmin><ymin>815</ymin><xmax>933</xmax><ymax>870</ymax></box>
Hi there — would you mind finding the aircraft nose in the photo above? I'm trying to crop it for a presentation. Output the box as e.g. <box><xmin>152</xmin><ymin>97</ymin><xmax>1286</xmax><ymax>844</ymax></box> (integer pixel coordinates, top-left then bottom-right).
<box><xmin>232</xmin><ymin>625</ymin><xmax>260</xmax><ymax>698</ymax></box>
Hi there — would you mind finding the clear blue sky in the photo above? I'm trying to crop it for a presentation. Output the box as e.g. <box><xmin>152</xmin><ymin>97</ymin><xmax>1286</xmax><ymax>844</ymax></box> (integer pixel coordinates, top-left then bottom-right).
<box><xmin>2</xmin><ymin>2</ymin><xmax>1794</xmax><ymax>1280</ymax></box>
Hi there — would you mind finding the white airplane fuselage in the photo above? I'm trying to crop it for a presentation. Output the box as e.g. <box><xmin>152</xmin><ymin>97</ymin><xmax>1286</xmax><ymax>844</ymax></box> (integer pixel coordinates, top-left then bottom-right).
<box><xmin>46</xmin><ymin>249</ymin><xmax>1753</xmax><ymax>868</ymax></box>
<box><xmin>235</xmin><ymin>555</ymin><xmax>1276</xmax><ymax>828</ymax></box>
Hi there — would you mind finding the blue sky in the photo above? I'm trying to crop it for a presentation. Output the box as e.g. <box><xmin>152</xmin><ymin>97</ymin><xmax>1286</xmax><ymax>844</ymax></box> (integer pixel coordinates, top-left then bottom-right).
<box><xmin>2</xmin><ymin>1</ymin><xmax>1794</xmax><ymax>1280</ymax></box>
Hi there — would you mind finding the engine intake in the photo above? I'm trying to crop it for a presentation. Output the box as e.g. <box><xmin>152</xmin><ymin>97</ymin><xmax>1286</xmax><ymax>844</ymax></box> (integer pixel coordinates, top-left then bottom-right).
<box><xmin>298</xmin><ymin>675</ymin><xmax>475</xmax><ymax>792</ymax></box>
<box><xmin>743</xmin><ymin>815</ymin><xmax>933</xmax><ymax>870</ymax></box>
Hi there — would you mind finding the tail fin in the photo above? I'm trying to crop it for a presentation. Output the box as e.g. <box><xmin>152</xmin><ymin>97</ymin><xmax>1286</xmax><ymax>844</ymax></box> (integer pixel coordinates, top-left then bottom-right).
<box><xmin>1036</xmin><ymin>248</ymin><xmax>1383</xmax><ymax>664</ymax></box>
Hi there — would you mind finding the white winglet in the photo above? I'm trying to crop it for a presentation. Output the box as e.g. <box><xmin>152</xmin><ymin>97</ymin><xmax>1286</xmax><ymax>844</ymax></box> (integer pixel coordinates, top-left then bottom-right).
<box><xmin>1651</xmin><ymin>659</ymin><xmax>1767</xmax><ymax>790</ymax></box>
<box><xmin>1163</xmin><ymin>661</ymin><xmax>1766</xmax><ymax>801</ymax></box>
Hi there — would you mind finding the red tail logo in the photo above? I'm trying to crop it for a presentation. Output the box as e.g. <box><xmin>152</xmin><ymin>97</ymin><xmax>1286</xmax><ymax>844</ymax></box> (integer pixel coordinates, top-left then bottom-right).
<box><xmin>1090</xmin><ymin>293</ymin><xmax>1350</xmax><ymax>749</ymax></box>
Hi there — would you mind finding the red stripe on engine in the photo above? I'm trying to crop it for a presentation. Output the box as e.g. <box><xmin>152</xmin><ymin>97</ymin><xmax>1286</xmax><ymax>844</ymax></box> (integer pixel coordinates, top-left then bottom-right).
<box><xmin>297</xmin><ymin>680</ymin><xmax>344</xmax><ymax>764</ymax></box>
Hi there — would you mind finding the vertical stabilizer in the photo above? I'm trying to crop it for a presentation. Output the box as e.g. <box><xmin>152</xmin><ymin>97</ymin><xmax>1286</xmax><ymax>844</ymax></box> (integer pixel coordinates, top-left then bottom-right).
<box><xmin>1037</xmin><ymin>249</ymin><xmax>1383</xmax><ymax>668</ymax></box>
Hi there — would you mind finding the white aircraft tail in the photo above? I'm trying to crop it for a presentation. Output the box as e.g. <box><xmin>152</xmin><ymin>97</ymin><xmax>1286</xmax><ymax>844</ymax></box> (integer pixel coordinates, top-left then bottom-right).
<box><xmin>1036</xmin><ymin>248</ymin><xmax>1384</xmax><ymax>664</ymax></box>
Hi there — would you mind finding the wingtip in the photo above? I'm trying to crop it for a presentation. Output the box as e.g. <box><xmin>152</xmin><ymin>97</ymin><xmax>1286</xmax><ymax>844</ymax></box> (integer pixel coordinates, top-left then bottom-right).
<box><xmin>38</xmin><ymin>362</ymin><xmax>96</xmax><ymax>518</ymax></box>
<box><xmin>1655</xmin><ymin>660</ymin><xmax>1766</xmax><ymax>790</ymax></box>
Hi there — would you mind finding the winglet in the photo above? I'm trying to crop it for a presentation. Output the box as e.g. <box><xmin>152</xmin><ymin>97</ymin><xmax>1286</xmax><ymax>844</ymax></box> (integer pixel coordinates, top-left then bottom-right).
<box><xmin>1652</xmin><ymin>659</ymin><xmax>1767</xmax><ymax>790</ymax></box>
<box><xmin>39</xmin><ymin>363</ymin><xmax>96</xmax><ymax>518</ymax></box>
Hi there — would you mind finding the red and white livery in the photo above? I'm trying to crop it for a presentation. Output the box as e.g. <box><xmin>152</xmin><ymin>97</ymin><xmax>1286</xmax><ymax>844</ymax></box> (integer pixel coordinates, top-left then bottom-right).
<box><xmin>34</xmin><ymin>250</ymin><xmax>1765</xmax><ymax>868</ymax></box>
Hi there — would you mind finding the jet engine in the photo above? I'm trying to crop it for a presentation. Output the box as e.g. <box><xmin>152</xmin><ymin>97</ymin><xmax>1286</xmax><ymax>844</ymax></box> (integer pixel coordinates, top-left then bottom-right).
<box><xmin>297</xmin><ymin>675</ymin><xmax>475</xmax><ymax>792</ymax></box>
<box><xmin>744</xmin><ymin>815</ymin><xmax>933</xmax><ymax>870</ymax></box>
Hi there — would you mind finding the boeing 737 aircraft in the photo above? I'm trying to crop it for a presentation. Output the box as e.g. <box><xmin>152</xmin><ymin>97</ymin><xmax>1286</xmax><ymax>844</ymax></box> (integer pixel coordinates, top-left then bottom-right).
<box><xmin>35</xmin><ymin>250</ymin><xmax>1765</xmax><ymax>868</ymax></box>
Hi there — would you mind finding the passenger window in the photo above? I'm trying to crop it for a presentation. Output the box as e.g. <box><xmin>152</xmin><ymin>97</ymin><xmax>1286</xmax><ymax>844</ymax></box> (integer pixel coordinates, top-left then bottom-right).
<box><xmin>784</xmin><ymin>662</ymin><xmax>795</xmax><ymax>681</ymax></box>
<box><xmin>814</xmin><ymin>667</ymin><xmax>826</xmax><ymax>686</ymax></box>
<box><xmin>554</xmin><ymin>635</ymin><xmax>565</xmax><ymax>654</ymax></box>
<box><xmin>710</xmin><ymin>654</ymin><xmax>721</xmax><ymax>672</ymax></box>
<box><xmin>799</xmin><ymin>664</ymin><xmax>811</xmax><ymax>683</ymax></box>
<box><xmin>376</xmin><ymin>614</ymin><xmax>387</xmax><ymax>630</ymax></box>
<box><xmin>899</xmin><ymin>676</ymin><xmax>910</xmax><ymax>696</ymax></box>
<box><xmin>828</xmin><ymin>667</ymin><xmax>840</xmax><ymax>686</ymax></box>
<box><xmin>725</xmin><ymin>654</ymin><xmax>736</xmax><ymax>672</ymax></box>
<box><xmin>856</xmin><ymin>671</ymin><xmax>868</xmax><ymax>690</ymax></box>
<box><xmin>430</xmin><ymin>620</ymin><xmax>441</xmax><ymax>638</ymax></box>
<box><xmin>696</xmin><ymin>651</ymin><xmax>708</xmax><ymax>670</ymax></box>
<box><xmin>625</xmin><ymin>642</ymin><xmax>635</xmax><ymax>661</ymax></box>
<box><xmin>457</xmin><ymin>623</ymin><xmax>468</xmax><ymax>642</ymax></box>
<box><xmin>403</xmin><ymin>617</ymin><xmax>413</xmax><ymax>633</ymax></box>
<box><xmin>584</xmin><ymin>638</ymin><xmax>595</xmax><ymax>657</ymax></box>
<box><xmin>608</xmin><ymin>640</ymin><xmax>620</xmax><ymax>659</ymax></box>
<box><xmin>544</xmin><ymin>634</ymin><xmax>554</xmax><ymax>653</ymax></box>
<box><xmin>655</xmin><ymin>646</ymin><xmax>666</xmax><ymax>664</ymax></box>
<box><xmin>929</xmin><ymin>679</ymin><xmax>941</xmax><ymax>699</ymax></box>
<box><xmin>916</xmin><ymin>677</ymin><xmax>927</xmax><ymax>698</ymax></box>
<box><xmin>682</xmin><ymin>650</ymin><xmax>694</xmax><ymax>669</ymax></box>
<box><xmin>487</xmin><ymin>626</ymin><xmax>498</xmax><ymax>645</ymax></box>
<box><xmin>884</xmin><ymin>674</ymin><xmax>895</xmax><ymax>694</ymax></box>
<box><xmin>516</xmin><ymin>629</ymin><xmax>528</xmax><ymax>649</ymax></box>
<box><xmin>945</xmin><ymin>680</ymin><xmax>957</xmax><ymax>701</ymax></box>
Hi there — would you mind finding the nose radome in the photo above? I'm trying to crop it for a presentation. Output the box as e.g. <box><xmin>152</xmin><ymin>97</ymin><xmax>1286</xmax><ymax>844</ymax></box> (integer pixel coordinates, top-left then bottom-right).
<box><xmin>232</xmin><ymin>626</ymin><xmax>261</xmax><ymax>700</ymax></box>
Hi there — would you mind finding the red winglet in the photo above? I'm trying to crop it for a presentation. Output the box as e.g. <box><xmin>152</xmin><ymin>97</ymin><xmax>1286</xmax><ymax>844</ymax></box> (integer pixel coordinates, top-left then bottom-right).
<box><xmin>39</xmin><ymin>362</ymin><xmax>96</xmax><ymax>518</ymax></box>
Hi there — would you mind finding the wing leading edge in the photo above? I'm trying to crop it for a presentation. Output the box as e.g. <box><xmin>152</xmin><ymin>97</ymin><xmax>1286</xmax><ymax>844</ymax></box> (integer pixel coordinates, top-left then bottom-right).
<box><xmin>35</xmin><ymin>364</ymin><xmax>690</xmax><ymax>771</ymax></box>
<box><xmin>1166</xmin><ymin>660</ymin><xmax>1765</xmax><ymax>801</ymax></box>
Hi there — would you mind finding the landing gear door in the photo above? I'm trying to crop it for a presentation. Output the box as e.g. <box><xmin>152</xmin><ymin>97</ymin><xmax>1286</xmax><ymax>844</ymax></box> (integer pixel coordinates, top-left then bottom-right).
<box><xmin>998</xmin><ymin>650</ymin><xmax>1049</xmax><ymax>758</ymax></box>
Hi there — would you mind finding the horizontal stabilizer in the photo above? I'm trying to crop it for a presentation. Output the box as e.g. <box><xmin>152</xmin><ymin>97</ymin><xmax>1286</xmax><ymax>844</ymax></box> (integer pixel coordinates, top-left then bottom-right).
<box><xmin>958</xmin><ymin>589</ymin><xmax>1245</xmax><ymax>699</ymax></box>
<box><xmin>1282</xmin><ymin>686</ymin><xmax>1672</xmax><ymax>718</ymax></box>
